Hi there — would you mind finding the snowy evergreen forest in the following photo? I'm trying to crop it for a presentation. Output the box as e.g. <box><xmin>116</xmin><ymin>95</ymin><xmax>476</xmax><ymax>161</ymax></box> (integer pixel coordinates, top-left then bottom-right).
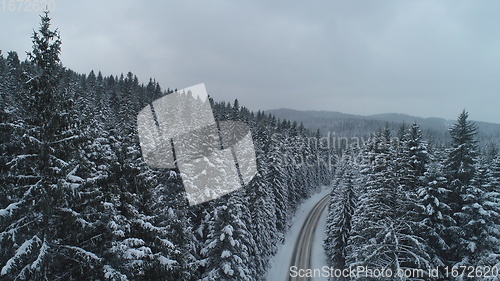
<box><xmin>324</xmin><ymin>115</ymin><xmax>500</xmax><ymax>280</ymax></box>
<box><xmin>2</xmin><ymin>12</ymin><xmax>500</xmax><ymax>281</ymax></box>
<box><xmin>0</xmin><ymin>14</ymin><xmax>333</xmax><ymax>280</ymax></box>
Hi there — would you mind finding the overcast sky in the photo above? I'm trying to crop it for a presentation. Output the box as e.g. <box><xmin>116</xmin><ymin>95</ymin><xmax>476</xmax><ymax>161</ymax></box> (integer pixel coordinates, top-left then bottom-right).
<box><xmin>1</xmin><ymin>0</ymin><xmax>499</xmax><ymax>123</ymax></box>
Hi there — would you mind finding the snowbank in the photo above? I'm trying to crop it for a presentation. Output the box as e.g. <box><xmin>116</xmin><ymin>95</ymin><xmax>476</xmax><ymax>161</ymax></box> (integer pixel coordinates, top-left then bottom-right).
<box><xmin>266</xmin><ymin>187</ymin><xmax>332</xmax><ymax>281</ymax></box>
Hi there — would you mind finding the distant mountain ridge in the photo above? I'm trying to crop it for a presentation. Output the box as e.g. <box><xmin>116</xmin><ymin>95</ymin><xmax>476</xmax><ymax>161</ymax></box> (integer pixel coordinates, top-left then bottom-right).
<box><xmin>266</xmin><ymin>108</ymin><xmax>500</xmax><ymax>148</ymax></box>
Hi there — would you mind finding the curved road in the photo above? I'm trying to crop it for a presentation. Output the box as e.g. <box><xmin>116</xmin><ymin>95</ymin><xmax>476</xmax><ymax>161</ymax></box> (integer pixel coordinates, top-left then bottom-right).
<box><xmin>288</xmin><ymin>194</ymin><xmax>330</xmax><ymax>281</ymax></box>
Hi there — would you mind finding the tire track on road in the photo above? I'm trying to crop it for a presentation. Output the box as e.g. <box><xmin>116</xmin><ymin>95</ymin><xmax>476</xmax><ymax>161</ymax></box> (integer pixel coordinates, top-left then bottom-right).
<box><xmin>288</xmin><ymin>194</ymin><xmax>330</xmax><ymax>281</ymax></box>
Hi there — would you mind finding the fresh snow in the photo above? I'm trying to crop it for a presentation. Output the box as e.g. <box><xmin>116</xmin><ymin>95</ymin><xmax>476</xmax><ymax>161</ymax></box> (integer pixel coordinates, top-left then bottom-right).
<box><xmin>31</xmin><ymin>241</ymin><xmax>48</xmax><ymax>270</ymax></box>
<box><xmin>63</xmin><ymin>245</ymin><xmax>101</xmax><ymax>261</ymax></box>
<box><xmin>103</xmin><ymin>265</ymin><xmax>128</xmax><ymax>281</ymax></box>
<box><xmin>1</xmin><ymin>236</ymin><xmax>41</xmax><ymax>276</ymax></box>
<box><xmin>66</xmin><ymin>165</ymin><xmax>84</xmax><ymax>183</ymax></box>
<box><xmin>157</xmin><ymin>256</ymin><xmax>177</xmax><ymax>266</ymax></box>
<box><xmin>0</xmin><ymin>202</ymin><xmax>20</xmax><ymax>217</ymax></box>
<box><xmin>221</xmin><ymin>250</ymin><xmax>232</xmax><ymax>258</ymax></box>
<box><xmin>266</xmin><ymin>187</ymin><xmax>331</xmax><ymax>281</ymax></box>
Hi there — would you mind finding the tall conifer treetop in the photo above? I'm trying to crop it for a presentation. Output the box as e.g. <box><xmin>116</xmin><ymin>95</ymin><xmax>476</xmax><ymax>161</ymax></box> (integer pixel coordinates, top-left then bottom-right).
<box><xmin>445</xmin><ymin>109</ymin><xmax>478</xmax><ymax>186</ymax></box>
<box><xmin>28</xmin><ymin>11</ymin><xmax>62</xmax><ymax>96</ymax></box>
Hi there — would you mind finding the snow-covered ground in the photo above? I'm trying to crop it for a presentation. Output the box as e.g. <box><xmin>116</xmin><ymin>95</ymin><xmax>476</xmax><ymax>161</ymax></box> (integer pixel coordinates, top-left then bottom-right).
<box><xmin>266</xmin><ymin>187</ymin><xmax>332</xmax><ymax>281</ymax></box>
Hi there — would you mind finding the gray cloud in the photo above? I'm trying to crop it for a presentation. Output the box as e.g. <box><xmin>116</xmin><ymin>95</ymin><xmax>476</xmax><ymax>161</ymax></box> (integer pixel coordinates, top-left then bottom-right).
<box><xmin>1</xmin><ymin>0</ymin><xmax>499</xmax><ymax>123</ymax></box>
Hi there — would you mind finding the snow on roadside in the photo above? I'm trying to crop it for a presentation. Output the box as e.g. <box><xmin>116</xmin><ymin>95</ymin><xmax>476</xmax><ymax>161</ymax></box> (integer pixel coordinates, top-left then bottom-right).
<box><xmin>266</xmin><ymin>186</ymin><xmax>332</xmax><ymax>281</ymax></box>
<box><xmin>311</xmin><ymin>203</ymin><xmax>329</xmax><ymax>281</ymax></box>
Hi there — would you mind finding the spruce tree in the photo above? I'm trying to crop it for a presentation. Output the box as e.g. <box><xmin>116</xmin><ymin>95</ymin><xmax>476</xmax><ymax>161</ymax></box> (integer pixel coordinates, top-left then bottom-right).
<box><xmin>347</xmin><ymin>130</ymin><xmax>431</xmax><ymax>278</ymax></box>
<box><xmin>268</xmin><ymin>138</ymin><xmax>289</xmax><ymax>242</ymax></box>
<box><xmin>324</xmin><ymin>153</ymin><xmax>357</xmax><ymax>274</ymax></box>
<box><xmin>463</xmin><ymin>163</ymin><xmax>500</xmax><ymax>268</ymax></box>
<box><xmin>444</xmin><ymin>110</ymin><xmax>478</xmax><ymax>213</ymax></box>
<box><xmin>200</xmin><ymin>192</ymin><xmax>256</xmax><ymax>281</ymax></box>
<box><xmin>444</xmin><ymin>110</ymin><xmax>479</xmax><ymax>265</ymax></box>
<box><xmin>417</xmin><ymin>161</ymin><xmax>455</xmax><ymax>275</ymax></box>
<box><xmin>0</xmin><ymin>12</ymin><xmax>96</xmax><ymax>280</ymax></box>
<box><xmin>482</xmin><ymin>156</ymin><xmax>500</xmax><ymax>269</ymax></box>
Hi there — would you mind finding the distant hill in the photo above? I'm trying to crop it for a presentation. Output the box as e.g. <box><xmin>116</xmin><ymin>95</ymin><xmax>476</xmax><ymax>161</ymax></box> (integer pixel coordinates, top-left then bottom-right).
<box><xmin>266</xmin><ymin>108</ymin><xmax>500</xmax><ymax>149</ymax></box>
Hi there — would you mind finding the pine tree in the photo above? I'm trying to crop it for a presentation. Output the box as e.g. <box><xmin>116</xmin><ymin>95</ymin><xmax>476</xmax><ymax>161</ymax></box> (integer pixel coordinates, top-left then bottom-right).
<box><xmin>461</xmin><ymin>162</ymin><xmax>500</xmax><ymax>269</ymax></box>
<box><xmin>444</xmin><ymin>110</ymin><xmax>478</xmax><ymax>213</ymax></box>
<box><xmin>324</xmin><ymin>153</ymin><xmax>357</xmax><ymax>274</ymax></box>
<box><xmin>200</xmin><ymin>192</ymin><xmax>256</xmax><ymax>281</ymax></box>
<box><xmin>143</xmin><ymin>171</ymin><xmax>198</xmax><ymax>280</ymax></box>
<box><xmin>247</xmin><ymin>169</ymin><xmax>278</xmax><ymax>277</ymax></box>
<box><xmin>0</xmin><ymin>12</ymin><xmax>96</xmax><ymax>280</ymax></box>
<box><xmin>417</xmin><ymin>161</ymin><xmax>455</xmax><ymax>275</ymax></box>
<box><xmin>268</xmin><ymin>132</ymin><xmax>289</xmax><ymax>241</ymax></box>
<box><xmin>443</xmin><ymin>110</ymin><xmax>480</xmax><ymax>265</ymax></box>
<box><xmin>406</xmin><ymin>122</ymin><xmax>429</xmax><ymax>177</ymax></box>
<box><xmin>481</xmin><ymin>156</ymin><xmax>500</xmax><ymax>270</ymax></box>
<box><xmin>347</xmin><ymin>130</ymin><xmax>432</xmax><ymax>278</ymax></box>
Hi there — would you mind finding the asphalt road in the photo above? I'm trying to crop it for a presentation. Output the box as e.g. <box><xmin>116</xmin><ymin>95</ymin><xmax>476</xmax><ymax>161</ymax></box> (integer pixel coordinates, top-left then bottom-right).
<box><xmin>288</xmin><ymin>194</ymin><xmax>330</xmax><ymax>281</ymax></box>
